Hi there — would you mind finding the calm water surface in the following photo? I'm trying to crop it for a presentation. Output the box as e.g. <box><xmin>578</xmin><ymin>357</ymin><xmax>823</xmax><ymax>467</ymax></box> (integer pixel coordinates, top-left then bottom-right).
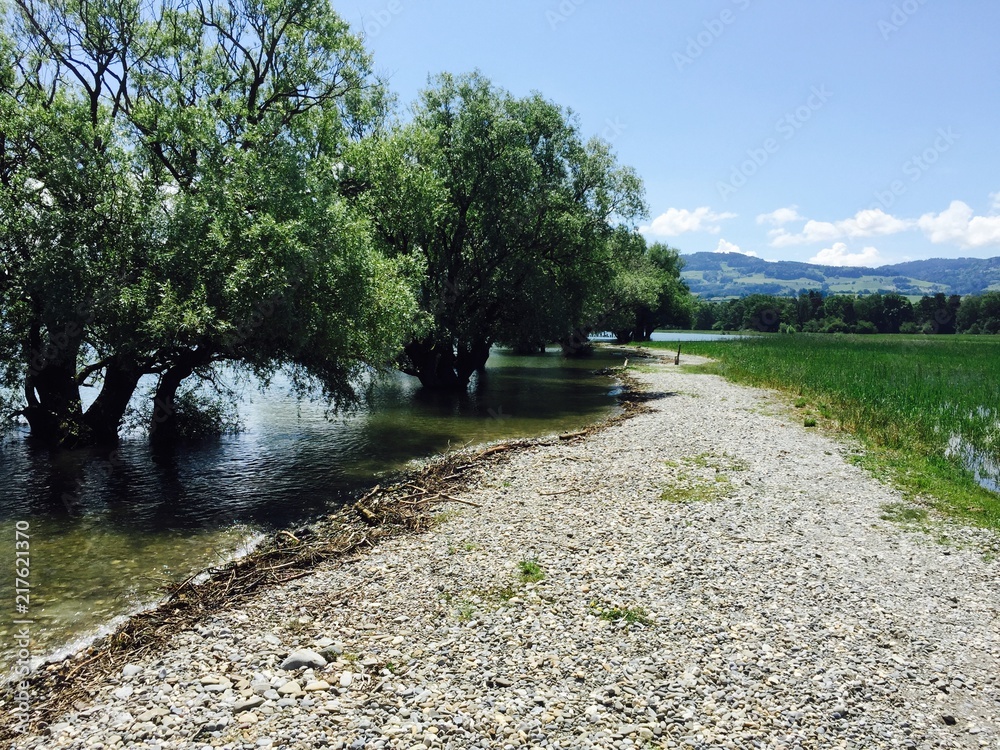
<box><xmin>0</xmin><ymin>348</ymin><xmax>625</xmax><ymax>669</ymax></box>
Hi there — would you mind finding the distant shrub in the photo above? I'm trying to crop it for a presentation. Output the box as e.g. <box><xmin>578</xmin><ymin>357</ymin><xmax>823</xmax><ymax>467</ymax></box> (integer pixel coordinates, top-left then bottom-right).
<box><xmin>822</xmin><ymin>318</ymin><xmax>849</xmax><ymax>334</ymax></box>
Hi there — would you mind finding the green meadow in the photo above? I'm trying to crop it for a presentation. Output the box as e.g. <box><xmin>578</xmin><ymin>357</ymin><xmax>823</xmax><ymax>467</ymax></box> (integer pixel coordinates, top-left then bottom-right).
<box><xmin>644</xmin><ymin>335</ymin><xmax>1000</xmax><ymax>531</ymax></box>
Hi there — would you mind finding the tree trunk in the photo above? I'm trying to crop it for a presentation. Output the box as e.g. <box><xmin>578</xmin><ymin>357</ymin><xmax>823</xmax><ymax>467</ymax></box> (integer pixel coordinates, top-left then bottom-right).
<box><xmin>402</xmin><ymin>338</ymin><xmax>491</xmax><ymax>390</ymax></box>
<box><xmin>511</xmin><ymin>340</ymin><xmax>546</xmax><ymax>355</ymax></box>
<box><xmin>149</xmin><ymin>348</ymin><xmax>209</xmax><ymax>443</ymax></box>
<box><xmin>613</xmin><ymin>329</ymin><xmax>633</xmax><ymax>344</ymax></box>
<box><xmin>21</xmin><ymin>320</ymin><xmax>86</xmax><ymax>447</ymax></box>
<box><xmin>83</xmin><ymin>357</ymin><xmax>144</xmax><ymax>444</ymax></box>
<box><xmin>561</xmin><ymin>328</ymin><xmax>594</xmax><ymax>357</ymax></box>
<box><xmin>455</xmin><ymin>340</ymin><xmax>491</xmax><ymax>384</ymax></box>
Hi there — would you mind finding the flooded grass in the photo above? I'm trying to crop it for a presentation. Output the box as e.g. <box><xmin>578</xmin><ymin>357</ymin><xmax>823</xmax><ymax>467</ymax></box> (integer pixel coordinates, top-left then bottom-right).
<box><xmin>649</xmin><ymin>335</ymin><xmax>1000</xmax><ymax>531</ymax></box>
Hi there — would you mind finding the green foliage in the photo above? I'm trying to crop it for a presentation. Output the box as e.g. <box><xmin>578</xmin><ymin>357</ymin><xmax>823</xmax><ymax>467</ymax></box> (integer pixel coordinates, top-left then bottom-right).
<box><xmin>517</xmin><ymin>559</ymin><xmax>545</xmax><ymax>583</ymax></box>
<box><xmin>690</xmin><ymin>288</ymin><xmax>1000</xmax><ymax>337</ymax></box>
<box><xmin>0</xmin><ymin>0</ymin><xmax>417</xmax><ymax>445</ymax></box>
<box><xmin>344</xmin><ymin>71</ymin><xmax>648</xmax><ymax>385</ymax></box>
<box><xmin>165</xmin><ymin>387</ymin><xmax>243</xmax><ymax>440</ymax></box>
<box><xmin>589</xmin><ymin>601</ymin><xmax>654</xmax><ymax>626</ymax></box>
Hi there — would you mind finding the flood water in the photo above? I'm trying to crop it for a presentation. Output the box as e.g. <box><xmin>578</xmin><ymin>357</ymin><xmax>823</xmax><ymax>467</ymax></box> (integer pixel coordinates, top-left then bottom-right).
<box><xmin>0</xmin><ymin>348</ymin><xmax>625</xmax><ymax>671</ymax></box>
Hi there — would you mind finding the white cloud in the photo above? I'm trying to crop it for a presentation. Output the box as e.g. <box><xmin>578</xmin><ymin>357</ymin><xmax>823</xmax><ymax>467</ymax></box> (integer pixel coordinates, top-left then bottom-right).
<box><xmin>639</xmin><ymin>207</ymin><xmax>737</xmax><ymax>237</ymax></box>
<box><xmin>808</xmin><ymin>243</ymin><xmax>883</xmax><ymax>267</ymax></box>
<box><xmin>841</xmin><ymin>208</ymin><xmax>913</xmax><ymax>237</ymax></box>
<box><xmin>769</xmin><ymin>208</ymin><xmax>912</xmax><ymax>247</ymax></box>
<box><xmin>917</xmin><ymin>200</ymin><xmax>1000</xmax><ymax>249</ymax></box>
<box><xmin>756</xmin><ymin>206</ymin><xmax>802</xmax><ymax>226</ymax></box>
<box><xmin>714</xmin><ymin>238</ymin><xmax>757</xmax><ymax>257</ymax></box>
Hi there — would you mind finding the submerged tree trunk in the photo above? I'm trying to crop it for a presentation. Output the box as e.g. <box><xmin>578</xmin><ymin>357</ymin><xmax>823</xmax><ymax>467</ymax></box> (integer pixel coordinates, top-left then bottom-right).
<box><xmin>402</xmin><ymin>338</ymin><xmax>491</xmax><ymax>390</ymax></box>
<box><xmin>82</xmin><ymin>357</ymin><xmax>145</xmax><ymax>445</ymax></box>
<box><xmin>560</xmin><ymin>327</ymin><xmax>594</xmax><ymax>357</ymax></box>
<box><xmin>613</xmin><ymin>329</ymin><xmax>633</xmax><ymax>344</ymax></box>
<box><xmin>149</xmin><ymin>348</ymin><xmax>210</xmax><ymax>443</ymax></box>
<box><xmin>21</xmin><ymin>320</ymin><xmax>87</xmax><ymax>447</ymax></box>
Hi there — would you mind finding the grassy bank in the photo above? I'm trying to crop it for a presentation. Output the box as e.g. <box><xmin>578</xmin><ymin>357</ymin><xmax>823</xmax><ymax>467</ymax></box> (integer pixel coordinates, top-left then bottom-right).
<box><xmin>642</xmin><ymin>334</ymin><xmax>1000</xmax><ymax>532</ymax></box>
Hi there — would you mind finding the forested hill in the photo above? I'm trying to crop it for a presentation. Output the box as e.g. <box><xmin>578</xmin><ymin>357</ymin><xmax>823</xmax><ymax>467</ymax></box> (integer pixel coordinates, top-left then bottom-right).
<box><xmin>681</xmin><ymin>252</ymin><xmax>1000</xmax><ymax>299</ymax></box>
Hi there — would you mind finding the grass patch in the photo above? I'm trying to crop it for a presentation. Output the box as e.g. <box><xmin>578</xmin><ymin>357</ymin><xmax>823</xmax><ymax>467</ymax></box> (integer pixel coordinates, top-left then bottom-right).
<box><xmin>660</xmin><ymin>451</ymin><xmax>746</xmax><ymax>503</ymax></box>
<box><xmin>518</xmin><ymin>559</ymin><xmax>545</xmax><ymax>583</ymax></box>
<box><xmin>456</xmin><ymin>603</ymin><xmax>476</xmax><ymax>622</ymax></box>
<box><xmin>667</xmin><ymin>335</ymin><xmax>1000</xmax><ymax>533</ymax></box>
<box><xmin>431</xmin><ymin>509</ymin><xmax>462</xmax><ymax>527</ymax></box>
<box><xmin>880</xmin><ymin>502</ymin><xmax>930</xmax><ymax>523</ymax></box>
<box><xmin>660</xmin><ymin>476</ymin><xmax>731</xmax><ymax>504</ymax></box>
<box><xmin>589</xmin><ymin>601</ymin><xmax>654</xmax><ymax>626</ymax></box>
<box><xmin>803</xmin><ymin>417</ymin><xmax>817</xmax><ymax>428</ymax></box>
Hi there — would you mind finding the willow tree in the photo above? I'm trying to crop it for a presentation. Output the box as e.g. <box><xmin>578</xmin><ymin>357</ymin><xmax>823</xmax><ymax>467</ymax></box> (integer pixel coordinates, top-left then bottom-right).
<box><xmin>345</xmin><ymin>72</ymin><xmax>646</xmax><ymax>389</ymax></box>
<box><xmin>0</xmin><ymin>0</ymin><xmax>416</xmax><ymax>447</ymax></box>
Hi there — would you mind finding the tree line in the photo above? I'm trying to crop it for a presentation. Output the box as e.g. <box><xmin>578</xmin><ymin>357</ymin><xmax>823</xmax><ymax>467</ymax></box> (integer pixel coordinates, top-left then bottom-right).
<box><xmin>693</xmin><ymin>291</ymin><xmax>1000</xmax><ymax>335</ymax></box>
<box><xmin>0</xmin><ymin>0</ymin><xmax>690</xmax><ymax>448</ymax></box>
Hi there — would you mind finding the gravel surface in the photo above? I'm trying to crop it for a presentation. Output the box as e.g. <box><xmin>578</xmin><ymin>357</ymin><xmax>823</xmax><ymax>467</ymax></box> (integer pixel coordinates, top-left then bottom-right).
<box><xmin>13</xmin><ymin>352</ymin><xmax>1000</xmax><ymax>750</ymax></box>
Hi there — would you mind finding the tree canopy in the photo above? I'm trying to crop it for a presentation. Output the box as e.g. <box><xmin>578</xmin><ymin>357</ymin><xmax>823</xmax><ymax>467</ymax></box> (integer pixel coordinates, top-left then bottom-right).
<box><xmin>344</xmin><ymin>71</ymin><xmax>648</xmax><ymax>388</ymax></box>
<box><xmin>1</xmin><ymin>7</ymin><xmax>680</xmax><ymax>447</ymax></box>
<box><xmin>0</xmin><ymin>0</ymin><xmax>417</xmax><ymax>447</ymax></box>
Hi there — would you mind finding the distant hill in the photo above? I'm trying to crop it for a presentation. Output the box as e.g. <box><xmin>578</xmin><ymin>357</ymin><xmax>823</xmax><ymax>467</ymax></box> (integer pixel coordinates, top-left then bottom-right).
<box><xmin>681</xmin><ymin>252</ymin><xmax>1000</xmax><ymax>299</ymax></box>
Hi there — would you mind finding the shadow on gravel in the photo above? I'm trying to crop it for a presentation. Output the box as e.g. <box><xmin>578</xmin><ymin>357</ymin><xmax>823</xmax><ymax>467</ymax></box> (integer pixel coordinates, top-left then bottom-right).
<box><xmin>622</xmin><ymin>390</ymin><xmax>679</xmax><ymax>404</ymax></box>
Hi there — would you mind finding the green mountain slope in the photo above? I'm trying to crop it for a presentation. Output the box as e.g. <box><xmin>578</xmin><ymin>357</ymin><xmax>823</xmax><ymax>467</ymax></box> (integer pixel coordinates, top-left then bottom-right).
<box><xmin>681</xmin><ymin>252</ymin><xmax>1000</xmax><ymax>299</ymax></box>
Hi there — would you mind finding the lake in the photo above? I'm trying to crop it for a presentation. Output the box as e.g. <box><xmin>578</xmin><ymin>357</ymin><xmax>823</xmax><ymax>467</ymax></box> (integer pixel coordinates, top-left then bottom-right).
<box><xmin>0</xmin><ymin>347</ymin><xmax>626</xmax><ymax>671</ymax></box>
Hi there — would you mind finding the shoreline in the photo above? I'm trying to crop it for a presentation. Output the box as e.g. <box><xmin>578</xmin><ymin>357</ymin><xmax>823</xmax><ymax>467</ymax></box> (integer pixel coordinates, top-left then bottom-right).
<box><xmin>0</xmin><ymin>355</ymin><xmax>650</xmax><ymax>741</ymax></box>
<box><xmin>6</xmin><ymin>351</ymin><xmax>1000</xmax><ymax>749</ymax></box>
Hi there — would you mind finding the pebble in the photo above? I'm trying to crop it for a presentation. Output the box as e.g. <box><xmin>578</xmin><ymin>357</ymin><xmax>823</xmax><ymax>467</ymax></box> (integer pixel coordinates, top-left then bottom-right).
<box><xmin>280</xmin><ymin>649</ymin><xmax>328</xmax><ymax>670</ymax></box>
<box><xmin>11</xmin><ymin>352</ymin><xmax>1000</xmax><ymax>749</ymax></box>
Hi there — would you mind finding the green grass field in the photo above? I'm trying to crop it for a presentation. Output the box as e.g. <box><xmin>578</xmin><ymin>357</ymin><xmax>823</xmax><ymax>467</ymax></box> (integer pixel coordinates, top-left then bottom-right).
<box><xmin>643</xmin><ymin>335</ymin><xmax>1000</xmax><ymax>531</ymax></box>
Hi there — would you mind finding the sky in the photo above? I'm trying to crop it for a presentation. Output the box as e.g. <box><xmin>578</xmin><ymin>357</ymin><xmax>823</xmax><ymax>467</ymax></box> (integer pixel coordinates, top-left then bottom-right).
<box><xmin>341</xmin><ymin>0</ymin><xmax>1000</xmax><ymax>268</ymax></box>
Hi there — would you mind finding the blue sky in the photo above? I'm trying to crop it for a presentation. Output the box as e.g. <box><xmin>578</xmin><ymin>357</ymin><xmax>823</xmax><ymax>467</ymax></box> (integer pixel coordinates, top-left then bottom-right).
<box><xmin>342</xmin><ymin>0</ymin><xmax>1000</xmax><ymax>267</ymax></box>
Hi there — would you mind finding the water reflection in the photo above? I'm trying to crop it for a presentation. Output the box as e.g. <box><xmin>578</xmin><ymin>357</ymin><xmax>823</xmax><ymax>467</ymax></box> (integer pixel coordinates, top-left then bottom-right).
<box><xmin>947</xmin><ymin>434</ymin><xmax>1000</xmax><ymax>493</ymax></box>
<box><xmin>0</xmin><ymin>348</ymin><xmax>624</xmax><ymax>666</ymax></box>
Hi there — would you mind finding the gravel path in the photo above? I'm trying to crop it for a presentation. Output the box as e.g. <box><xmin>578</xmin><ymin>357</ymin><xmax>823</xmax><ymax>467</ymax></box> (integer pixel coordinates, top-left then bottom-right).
<box><xmin>13</xmin><ymin>353</ymin><xmax>1000</xmax><ymax>750</ymax></box>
